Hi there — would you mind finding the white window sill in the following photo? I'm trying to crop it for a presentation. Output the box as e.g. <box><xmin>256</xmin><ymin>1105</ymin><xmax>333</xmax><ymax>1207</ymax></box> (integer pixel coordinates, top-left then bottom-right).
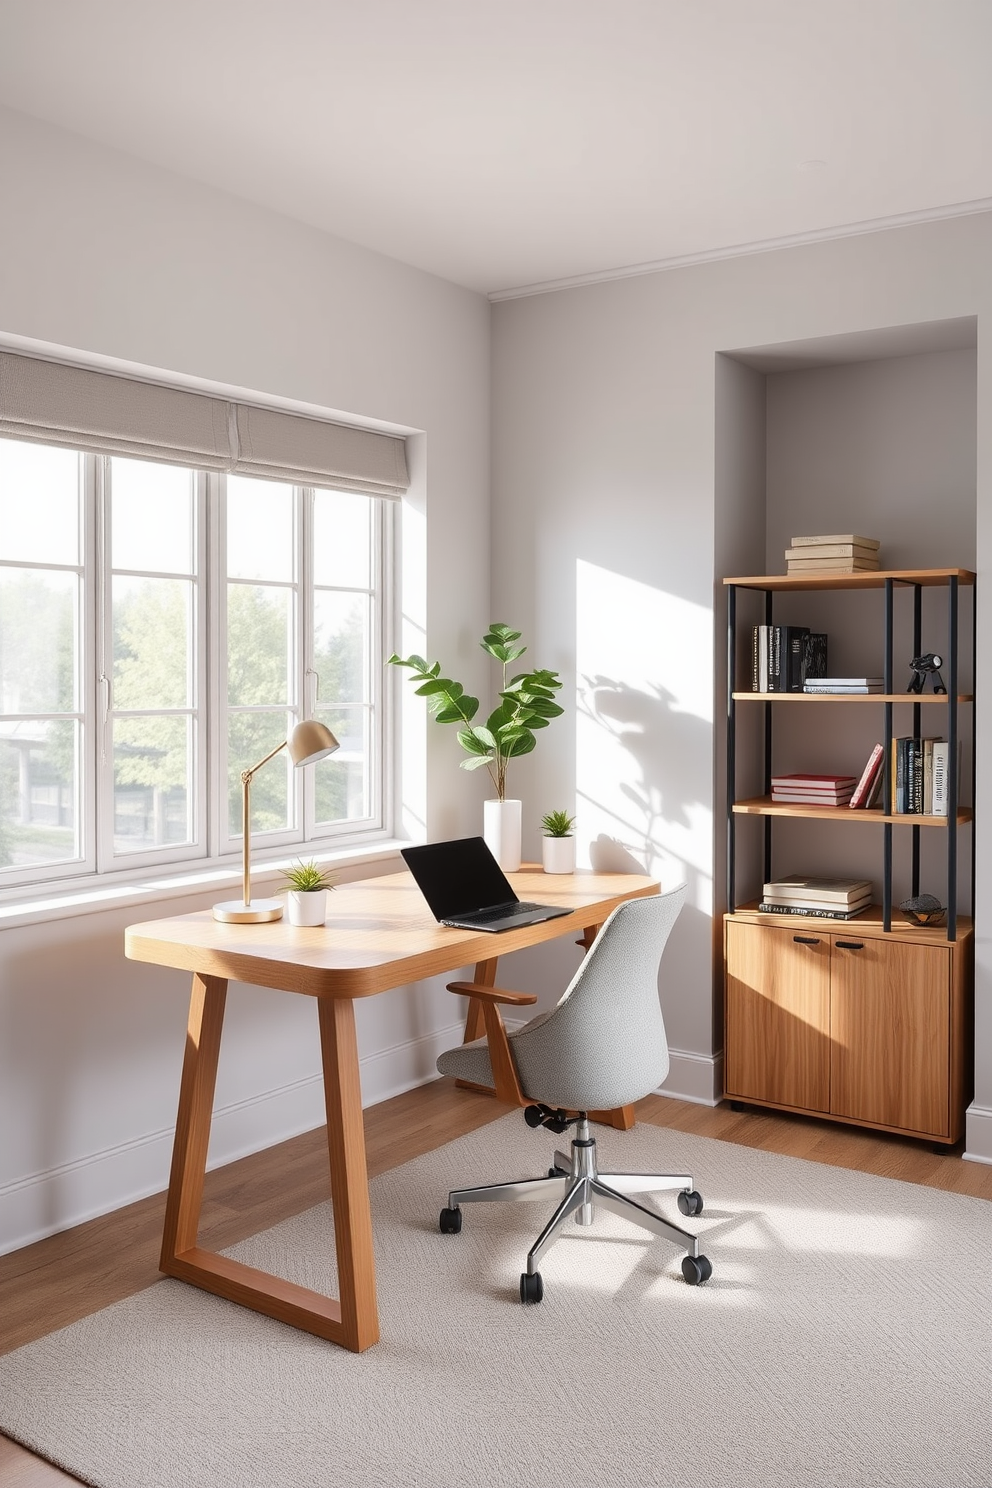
<box><xmin>0</xmin><ymin>840</ymin><xmax>410</xmax><ymax>931</ymax></box>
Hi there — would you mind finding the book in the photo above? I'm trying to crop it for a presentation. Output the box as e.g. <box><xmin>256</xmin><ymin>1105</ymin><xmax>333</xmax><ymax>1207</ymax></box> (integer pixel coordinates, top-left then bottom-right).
<box><xmin>791</xmin><ymin>541</ymin><xmax>886</xmax><ymax>553</ymax></box>
<box><xmin>757</xmin><ymin>902</ymin><xmax>871</xmax><ymax>920</ymax></box>
<box><xmin>762</xmin><ymin>894</ymin><xmax>872</xmax><ymax>913</ymax></box>
<box><xmin>803</xmin><ymin>683</ymin><xmax>884</xmax><ymax>693</ymax></box>
<box><xmin>785</xmin><ymin>543</ymin><xmax>879</xmax><ymax>561</ymax></box>
<box><xmin>787</xmin><ymin>557</ymin><xmax>881</xmax><ymax>571</ymax></box>
<box><xmin>751</xmin><ymin>625</ymin><xmax>823</xmax><ymax>692</ymax></box>
<box><xmin>803</xmin><ymin>632</ymin><xmax>828</xmax><ymax>681</ymax></box>
<box><xmin>805</xmin><ymin>678</ymin><xmax>884</xmax><ymax>687</ymax></box>
<box><xmin>771</xmin><ymin>790</ymin><xmax>854</xmax><ymax>804</ymax></box>
<box><xmin>849</xmin><ymin>744</ymin><xmax>884</xmax><ymax>808</ymax></box>
<box><xmin>770</xmin><ymin>774</ymin><xmax>857</xmax><ymax>790</ymax></box>
<box><xmin>763</xmin><ymin>875</ymin><xmax>872</xmax><ymax>904</ymax></box>
<box><xmin>932</xmin><ymin>738</ymin><xmax>950</xmax><ymax>815</ymax></box>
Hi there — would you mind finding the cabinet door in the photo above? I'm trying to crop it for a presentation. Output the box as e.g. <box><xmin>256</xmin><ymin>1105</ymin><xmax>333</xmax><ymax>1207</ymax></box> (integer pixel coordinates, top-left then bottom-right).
<box><xmin>829</xmin><ymin>936</ymin><xmax>950</xmax><ymax>1136</ymax></box>
<box><xmin>725</xmin><ymin>921</ymin><xmax>830</xmax><ymax>1110</ymax></box>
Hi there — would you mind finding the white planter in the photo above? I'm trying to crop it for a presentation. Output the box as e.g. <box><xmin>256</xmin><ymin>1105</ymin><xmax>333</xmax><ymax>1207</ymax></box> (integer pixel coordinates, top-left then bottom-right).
<box><xmin>287</xmin><ymin>889</ymin><xmax>327</xmax><ymax>926</ymax></box>
<box><xmin>483</xmin><ymin>798</ymin><xmax>522</xmax><ymax>871</ymax></box>
<box><xmin>542</xmin><ymin>836</ymin><xmax>575</xmax><ymax>874</ymax></box>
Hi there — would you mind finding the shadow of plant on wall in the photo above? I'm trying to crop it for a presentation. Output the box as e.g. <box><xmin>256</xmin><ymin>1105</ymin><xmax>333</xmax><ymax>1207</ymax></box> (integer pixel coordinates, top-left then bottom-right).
<box><xmin>577</xmin><ymin>674</ymin><xmax>711</xmax><ymax>871</ymax></box>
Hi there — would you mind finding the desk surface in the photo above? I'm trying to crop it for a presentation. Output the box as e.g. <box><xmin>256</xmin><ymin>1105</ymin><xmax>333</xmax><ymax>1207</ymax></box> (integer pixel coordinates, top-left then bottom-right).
<box><xmin>124</xmin><ymin>865</ymin><xmax>660</xmax><ymax>998</ymax></box>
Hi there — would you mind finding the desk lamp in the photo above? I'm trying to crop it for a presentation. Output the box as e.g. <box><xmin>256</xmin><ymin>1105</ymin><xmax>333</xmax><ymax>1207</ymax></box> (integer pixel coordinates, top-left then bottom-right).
<box><xmin>213</xmin><ymin>719</ymin><xmax>339</xmax><ymax>923</ymax></box>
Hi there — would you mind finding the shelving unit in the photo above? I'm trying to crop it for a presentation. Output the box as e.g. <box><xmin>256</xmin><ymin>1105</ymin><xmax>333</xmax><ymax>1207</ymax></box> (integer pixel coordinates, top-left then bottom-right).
<box><xmin>722</xmin><ymin>567</ymin><xmax>975</xmax><ymax>1145</ymax></box>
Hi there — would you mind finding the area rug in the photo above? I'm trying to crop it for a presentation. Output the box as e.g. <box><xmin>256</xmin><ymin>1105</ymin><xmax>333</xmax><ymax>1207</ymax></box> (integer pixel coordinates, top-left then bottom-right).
<box><xmin>2</xmin><ymin>1115</ymin><xmax>991</xmax><ymax>1488</ymax></box>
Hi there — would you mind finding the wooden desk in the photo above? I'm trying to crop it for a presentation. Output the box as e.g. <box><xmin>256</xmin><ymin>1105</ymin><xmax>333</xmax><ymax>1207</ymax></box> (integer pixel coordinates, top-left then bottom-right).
<box><xmin>125</xmin><ymin>865</ymin><xmax>658</xmax><ymax>1352</ymax></box>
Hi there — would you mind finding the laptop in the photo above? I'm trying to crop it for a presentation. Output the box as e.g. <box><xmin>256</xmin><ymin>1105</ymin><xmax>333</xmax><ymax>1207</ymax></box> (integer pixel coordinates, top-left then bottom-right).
<box><xmin>401</xmin><ymin>837</ymin><xmax>573</xmax><ymax>932</ymax></box>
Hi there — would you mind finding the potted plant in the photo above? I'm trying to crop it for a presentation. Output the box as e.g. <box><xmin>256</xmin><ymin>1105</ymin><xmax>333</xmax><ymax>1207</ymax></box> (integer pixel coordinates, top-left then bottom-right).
<box><xmin>541</xmin><ymin>809</ymin><xmax>576</xmax><ymax>874</ymax></box>
<box><xmin>281</xmin><ymin>859</ymin><xmax>335</xmax><ymax>926</ymax></box>
<box><xmin>389</xmin><ymin>624</ymin><xmax>563</xmax><ymax>870</ymax></box>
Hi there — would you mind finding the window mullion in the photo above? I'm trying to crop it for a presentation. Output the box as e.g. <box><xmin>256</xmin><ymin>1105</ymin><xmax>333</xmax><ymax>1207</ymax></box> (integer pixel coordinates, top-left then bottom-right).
<box><xmin>93</xmin><ymin>455</ymin><xmax>113</xmax><ymax>872</ymax></box>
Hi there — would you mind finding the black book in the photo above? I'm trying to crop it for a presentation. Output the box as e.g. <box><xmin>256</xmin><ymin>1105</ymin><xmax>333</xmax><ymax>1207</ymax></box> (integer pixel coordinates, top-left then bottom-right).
<box><xmin>758</xmin><ymin>901</ymin><xmax>870</xmax><ymax>920</ymax></box>
<box><xmin>785</xmin><ymin>626</ymin><xmax>811</xmax><ymax>691</ymax></box>
<box><xmin>803</xmin><ymin>632</ymin><xmax>828</xmax><ymax>682</ymax></box>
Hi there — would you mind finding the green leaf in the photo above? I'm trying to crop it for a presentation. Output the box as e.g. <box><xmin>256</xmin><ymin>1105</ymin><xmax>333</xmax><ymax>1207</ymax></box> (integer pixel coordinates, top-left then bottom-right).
<box><xmin>415</xmin><ymin>678</ymin><xmax>449</xmax><ymax>695</ymax></box>
<box><xmin>504</xmin><ymin>731</ymin><xmax>537</xmax><ymax>757</ymax></box>
<box><xmin>460</xmin><ymin>755</ymin><xmax>493</xmax><ymax>771</ymax></box>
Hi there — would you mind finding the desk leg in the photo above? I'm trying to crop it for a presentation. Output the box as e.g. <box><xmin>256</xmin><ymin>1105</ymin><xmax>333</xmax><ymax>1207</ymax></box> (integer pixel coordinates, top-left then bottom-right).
<box><xmin>160</xmin><ymin>972</ymin><xmax>379</xmax><ymax>1352</ymax></box>
<box><xmin>317</xmin><ymin>996</ymin><xmax>379</xmax><ymax>1352</ymax></box>
<box><xmin>455</xmin><ymin>938</ymin><xmax>635</xmax><ymax>1131</ymax></box>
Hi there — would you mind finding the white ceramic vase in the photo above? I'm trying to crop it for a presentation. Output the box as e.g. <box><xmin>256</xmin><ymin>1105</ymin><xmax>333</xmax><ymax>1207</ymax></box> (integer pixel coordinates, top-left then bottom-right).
<box><xmin>542</xmin><ymin>836</ymin><xmax>576</xmax><ymax>874</ymax></box>
<box><xmin>287</xmin><ymin>889</ymin><xmax>327</xmax><ymax>926</ymax></box>
<box><xmin>483</xmin><ymin>798</ymin><xmax>522</xmax><ymax>871</ymax></box>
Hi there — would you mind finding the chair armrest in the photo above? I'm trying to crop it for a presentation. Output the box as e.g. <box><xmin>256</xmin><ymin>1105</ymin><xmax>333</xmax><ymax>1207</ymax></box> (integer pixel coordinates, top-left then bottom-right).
<box><xmin>446</xmin><ymin>981</ymin><xmax>538</xmax><ymax>1006</ymax></box>
<box><xmin>445</xmin><ymin>983</ymin><xmax>531</xmax><ymax>1106</ymax></box>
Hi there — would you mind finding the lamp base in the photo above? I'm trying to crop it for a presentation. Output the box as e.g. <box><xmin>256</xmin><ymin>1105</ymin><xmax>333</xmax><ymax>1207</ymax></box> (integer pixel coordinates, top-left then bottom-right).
<box><xmin>212</xmin><ymin>897</ymin><xmax>284</xmax><ymax>924</ymax></box>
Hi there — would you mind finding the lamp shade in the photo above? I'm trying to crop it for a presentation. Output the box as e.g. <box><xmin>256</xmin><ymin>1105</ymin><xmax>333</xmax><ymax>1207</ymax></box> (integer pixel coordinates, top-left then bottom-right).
<box><xmin>287</xmin><ymin>719</ymin><xmax>340</xmax><ymax>767</ymax></box>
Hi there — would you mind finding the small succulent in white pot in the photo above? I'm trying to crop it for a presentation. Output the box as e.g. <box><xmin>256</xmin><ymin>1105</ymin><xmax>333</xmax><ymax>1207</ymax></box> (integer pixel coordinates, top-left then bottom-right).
<box><xmin>540</xmin><ymin>810</ymin><xmax>575</xmax><ymax>874</ymax></box>
<box><xmin>281</xmin><ymin>859</ymin><xmax>335</xmax><ymax>926</ymax></box>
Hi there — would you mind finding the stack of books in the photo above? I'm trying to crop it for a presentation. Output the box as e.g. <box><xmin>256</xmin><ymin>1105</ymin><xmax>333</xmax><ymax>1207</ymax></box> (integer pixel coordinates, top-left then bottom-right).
<box><xmin>803</xmin><ymin>676</ymin><xmax>884</xmax><ymax>694</ymax></box>
<box><xmin>759</xmin><ymin>875</ymin><xmax>874</xmax><ymax>920</ymax></box>
<box><xmin>751</xmin><ymin>626</ymin><xmax>827</xmax><ymax>691</ymax></box>
<box><xmin>891</xmin><ymin>736</ymin><xmax>951</xmax><ymax>815</ymax></box>
<box><xmin>786</xmin><ymin>534</ymin><xmax>881</xmax><ymax>574</ymax></box>
<box><xmin>770</xmin><ymin>772</ymin><xmax>858</xmax><ymax>805</ymax></box>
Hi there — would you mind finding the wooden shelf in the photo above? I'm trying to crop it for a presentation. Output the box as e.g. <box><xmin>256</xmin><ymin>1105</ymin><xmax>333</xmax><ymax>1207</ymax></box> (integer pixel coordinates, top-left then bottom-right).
<box><xmin>732</xmin><ymin>692</ymin><xmax>973</xmax><ymax>704</ymax></box>
<box><xmin>732</xmin><ymin>796</ymin><xmax>973</xmax><ymax>826</ymax></box>
<box><xmin>724</xmin><ymin>567</ymin><xmax>975</xmax><ymax>592</ymax></box>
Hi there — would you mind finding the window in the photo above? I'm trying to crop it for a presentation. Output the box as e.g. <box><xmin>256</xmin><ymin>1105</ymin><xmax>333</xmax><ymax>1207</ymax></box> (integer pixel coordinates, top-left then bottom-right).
<box><xmin>0</xmin><ymin>437</ymin><xmax>391</xmax><ymax>893</ymax></box>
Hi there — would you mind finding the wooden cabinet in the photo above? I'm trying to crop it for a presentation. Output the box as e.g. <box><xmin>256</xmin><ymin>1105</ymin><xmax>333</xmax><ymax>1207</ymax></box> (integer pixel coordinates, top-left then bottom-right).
<box><xmin>725</xmin><ymin>912</ymin><xmax>972</xmax><ymax>1142</ymax></box>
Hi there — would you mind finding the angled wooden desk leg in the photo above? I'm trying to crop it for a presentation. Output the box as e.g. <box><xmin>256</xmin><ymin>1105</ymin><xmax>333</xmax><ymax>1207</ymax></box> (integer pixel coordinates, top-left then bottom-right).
<box><xmin>160</xmin><ymin>972</ymin><xmax>378</xmax><ymax>1352</ymax></box>
<box><xmin>454</xmin><ymin>940</ymin><xmax>635</xmax><ymax>1131</ymax></box>
<box><xmin>317</xmin><ymin>995</ymin><xmax>379</xmax><ymax>1352</ymax></box>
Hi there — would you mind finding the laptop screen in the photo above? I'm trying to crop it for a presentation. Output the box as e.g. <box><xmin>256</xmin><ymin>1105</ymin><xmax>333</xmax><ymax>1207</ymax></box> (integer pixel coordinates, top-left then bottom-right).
<box><xmin>401</xmin><ymin>837</ymin><xmax>519</xmax><ymax>920</ymax></box>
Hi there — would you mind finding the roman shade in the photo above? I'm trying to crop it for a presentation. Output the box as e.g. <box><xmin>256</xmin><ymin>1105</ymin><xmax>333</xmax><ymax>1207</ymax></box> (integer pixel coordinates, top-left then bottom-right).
<box><xmin>0</xmin><ymin>351</ymin><xmax>409</xmax><ymax>496</ymax></box>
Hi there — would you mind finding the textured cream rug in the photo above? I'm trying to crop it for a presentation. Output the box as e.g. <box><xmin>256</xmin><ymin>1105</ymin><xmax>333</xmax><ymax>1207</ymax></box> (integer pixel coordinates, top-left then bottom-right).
<box><xmin>2</xmin><ymin>1115</ymin><xmax>991</xmax><ymax>1488</ymax></box>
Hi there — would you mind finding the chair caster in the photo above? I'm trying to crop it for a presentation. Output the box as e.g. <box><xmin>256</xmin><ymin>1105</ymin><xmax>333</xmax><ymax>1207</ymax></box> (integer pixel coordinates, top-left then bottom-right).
<box><xmin>677</xmin><ymin>1189</ymin><xmax>704</xmax><ymax>1217</ymax></box>
<box><xmin>439</xmin><ymin>1206</ymin><xmax>462</xmax><ymax>1234</ymax></box>
<box><xmin>681</xmin><ymin>1254</ymin><xmax>712</xmax><ymax>1286</ymax></box>
<box><xmin>520</xmin><ymin>1271</ymin><xmax>544</xmax><ymax>1304</ymax></box>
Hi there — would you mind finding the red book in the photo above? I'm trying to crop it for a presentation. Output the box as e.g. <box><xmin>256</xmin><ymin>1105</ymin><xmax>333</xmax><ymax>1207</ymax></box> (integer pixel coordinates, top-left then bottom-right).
<box><xmin>849</xmin><ymin>744</ymin><xmax>885</xmax><ymax>809</ymax></box>
<box><xmin>771</xmin><ymin>774</ymin><xmax>858</xmax><ymax>789</ymax></box>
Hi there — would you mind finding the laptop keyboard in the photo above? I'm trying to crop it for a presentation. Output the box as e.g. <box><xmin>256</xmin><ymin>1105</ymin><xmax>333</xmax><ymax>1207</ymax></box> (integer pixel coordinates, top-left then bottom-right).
<box><xmin>468</xmin><ymin>902</ymin><xmax>545</xmax><ymax>923</ymax></box>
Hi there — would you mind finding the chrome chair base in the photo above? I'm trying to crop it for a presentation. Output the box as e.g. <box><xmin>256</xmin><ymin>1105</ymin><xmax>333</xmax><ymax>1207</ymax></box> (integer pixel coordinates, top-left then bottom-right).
<box><xmin>442</xmin><ymin>1116</ymin><xmax>711</xmax><ymax>1299</ymax></box>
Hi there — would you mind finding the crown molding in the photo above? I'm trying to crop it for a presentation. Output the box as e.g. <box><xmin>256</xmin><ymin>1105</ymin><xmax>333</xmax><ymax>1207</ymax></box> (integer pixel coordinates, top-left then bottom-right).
<box><xmin>488</xmin><ymin>197</ymin><xmax>992</xmax><ymax>303</ymax></box>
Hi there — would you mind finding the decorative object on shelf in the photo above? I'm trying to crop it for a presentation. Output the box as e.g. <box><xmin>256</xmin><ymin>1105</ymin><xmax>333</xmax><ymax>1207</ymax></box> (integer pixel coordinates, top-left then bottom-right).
<box><xmin>785</xmin><ymin>533</ymin><xmax>881</xmax><ymax>574</ymax></box>
<box><xmin>212</xmin><ymin>720</ymin><xmax>340</xmax><ymax>923</ymax></box>
<box><xmin>282</xmin><ymin>858</ymin><xmax>336</xmax><ymax>926</ymax></box>
<box><xmin>906</xmin><ymin>652</ymin><xmax>947</xmax><ymax>694</ymax></box>
<box><xmin>541</xmin><ymin>809</ymin><xmax>576</xmax><ymax>874</ymax></box>
<box><xmin>899</xmin><ymin>894</ymin><xmax>947</xmax><ymax>928</ymax></box>
<box><xmin>389</xmin><ymin>624</ymin><xmax>564</xmax><ymax>872</ymax></box>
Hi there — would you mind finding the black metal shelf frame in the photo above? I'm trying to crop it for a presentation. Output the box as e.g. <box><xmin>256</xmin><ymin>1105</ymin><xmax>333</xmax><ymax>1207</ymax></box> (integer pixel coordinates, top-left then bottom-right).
<box><xmin>726</xmin><ymin>575</ymin><xmax>974</xmax><ymax>942</ymax></box>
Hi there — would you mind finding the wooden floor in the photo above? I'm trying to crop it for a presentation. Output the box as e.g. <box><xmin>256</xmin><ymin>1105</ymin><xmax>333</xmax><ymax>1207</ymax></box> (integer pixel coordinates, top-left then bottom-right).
<box><xmin>3</xmin><ymin>1081</ymin><xmax>992</xmax><ymax>1486</ymax></box>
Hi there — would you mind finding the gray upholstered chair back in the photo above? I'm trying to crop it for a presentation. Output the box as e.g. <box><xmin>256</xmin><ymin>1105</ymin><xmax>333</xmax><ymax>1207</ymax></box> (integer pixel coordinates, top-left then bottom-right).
<box><xmin>502</xmin><ymin>883</ymin><xmax>687</xmax><ymax>1112</ymax></box>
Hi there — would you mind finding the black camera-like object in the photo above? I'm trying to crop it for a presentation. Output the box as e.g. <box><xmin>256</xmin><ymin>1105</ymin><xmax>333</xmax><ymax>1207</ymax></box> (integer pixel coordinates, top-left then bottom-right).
<box><xmin>906</xmin><ymin>653</ymin><xmax>947</xmax><ymax>695</ymax></box>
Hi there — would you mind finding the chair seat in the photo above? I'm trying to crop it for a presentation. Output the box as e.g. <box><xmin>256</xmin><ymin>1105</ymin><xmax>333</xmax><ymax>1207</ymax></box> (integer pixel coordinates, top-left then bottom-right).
<box><xmin>436</xmin><ymin>1035</ymin><xmax>494</xmax><ymax>1088</ymax></box>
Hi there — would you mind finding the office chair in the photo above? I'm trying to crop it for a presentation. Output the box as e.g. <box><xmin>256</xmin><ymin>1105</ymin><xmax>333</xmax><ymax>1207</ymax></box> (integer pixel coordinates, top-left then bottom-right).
<box><xmin>435</xmin><ymin>885</ymin><xmax>712</xmax><ymax>1303</ymax></box>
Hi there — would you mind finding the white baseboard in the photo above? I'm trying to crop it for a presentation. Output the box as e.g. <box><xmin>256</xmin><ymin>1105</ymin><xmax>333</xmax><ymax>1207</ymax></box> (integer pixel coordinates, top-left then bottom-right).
<box><xmin>658</xmin><ymin>1048</ymin><xmax>723</xmax><ymax>1106</ymax></box>
<box><xmin>963</xmin><ymin>1103</ymin><xmax>992</xmax><ymax>1165</ymax></box>
<box><xmin>0</xmin><ymin>1022</ymin><xmax>466</xmax><ymax>1256</ymax></box>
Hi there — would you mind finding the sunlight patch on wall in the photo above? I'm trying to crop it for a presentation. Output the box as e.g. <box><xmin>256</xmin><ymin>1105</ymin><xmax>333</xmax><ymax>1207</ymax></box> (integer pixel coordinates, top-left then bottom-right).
<box><xmin>576</xmin><ymin>560</ymin><xmax>713</xmax><ymax>904</ymax></box>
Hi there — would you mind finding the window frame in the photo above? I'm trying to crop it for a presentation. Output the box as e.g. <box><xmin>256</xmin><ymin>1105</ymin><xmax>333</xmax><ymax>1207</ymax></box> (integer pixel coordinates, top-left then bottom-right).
<box><xmin>0</xmin><ymin>441</ymin><xmax>396</xmax><ymax>902</ymax></box>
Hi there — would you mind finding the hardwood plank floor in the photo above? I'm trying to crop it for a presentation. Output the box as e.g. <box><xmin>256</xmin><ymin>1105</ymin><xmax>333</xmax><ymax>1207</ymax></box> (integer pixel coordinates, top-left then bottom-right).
<box><xmin>3</xmin><ymin>1080</ymin><xmax>991</xmax><ymax>1486</ymax></box>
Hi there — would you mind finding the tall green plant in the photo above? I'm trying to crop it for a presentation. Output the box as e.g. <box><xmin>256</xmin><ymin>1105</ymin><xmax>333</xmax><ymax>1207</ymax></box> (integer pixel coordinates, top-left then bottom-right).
<box><xmin>388</xmin><ymin>624</ymin><xmax>563</xmax><ymax>801</ymax></box>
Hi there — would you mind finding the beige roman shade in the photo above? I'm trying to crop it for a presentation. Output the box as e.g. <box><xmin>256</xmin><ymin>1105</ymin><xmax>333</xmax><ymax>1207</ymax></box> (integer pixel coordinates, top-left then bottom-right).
<box><xmin>0</xmin><ymin>351</ymin><xmax>409</xmax><ymax>496</ymax></box>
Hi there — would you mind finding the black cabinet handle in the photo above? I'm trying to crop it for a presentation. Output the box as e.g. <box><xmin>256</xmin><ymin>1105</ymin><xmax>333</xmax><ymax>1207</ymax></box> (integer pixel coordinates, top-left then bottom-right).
<box><xmin>793</xmin><ymin>935</ymin><xmax>821</xmax><ymax>945</ymax></box>
<box><xmin>835</xmin><ymin>940</ymin><xmax>865</xmax><ymax>951</ymax></box>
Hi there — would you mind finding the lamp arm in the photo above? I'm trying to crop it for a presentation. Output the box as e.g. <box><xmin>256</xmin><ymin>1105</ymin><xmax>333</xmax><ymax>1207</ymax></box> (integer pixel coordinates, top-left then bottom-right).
<box><xmin>240</xmin><ymin>739</ymin><xmax>289</xmax><ymax>908</ymax></box>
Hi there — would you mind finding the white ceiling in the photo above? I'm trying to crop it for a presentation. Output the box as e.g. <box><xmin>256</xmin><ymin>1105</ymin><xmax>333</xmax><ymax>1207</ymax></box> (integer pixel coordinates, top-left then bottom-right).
<box><xmin>1</xmin><ymin>0</ymin><xmax>991</xmax><ymax>298</ymax></box>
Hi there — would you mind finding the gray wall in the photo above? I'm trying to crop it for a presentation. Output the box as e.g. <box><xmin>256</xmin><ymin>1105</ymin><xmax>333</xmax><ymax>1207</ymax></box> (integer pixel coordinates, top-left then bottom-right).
<box><xmin>491</xmin><ymin>214</ymin><xmax>992</xmax><ymax>1158</ymax></box>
